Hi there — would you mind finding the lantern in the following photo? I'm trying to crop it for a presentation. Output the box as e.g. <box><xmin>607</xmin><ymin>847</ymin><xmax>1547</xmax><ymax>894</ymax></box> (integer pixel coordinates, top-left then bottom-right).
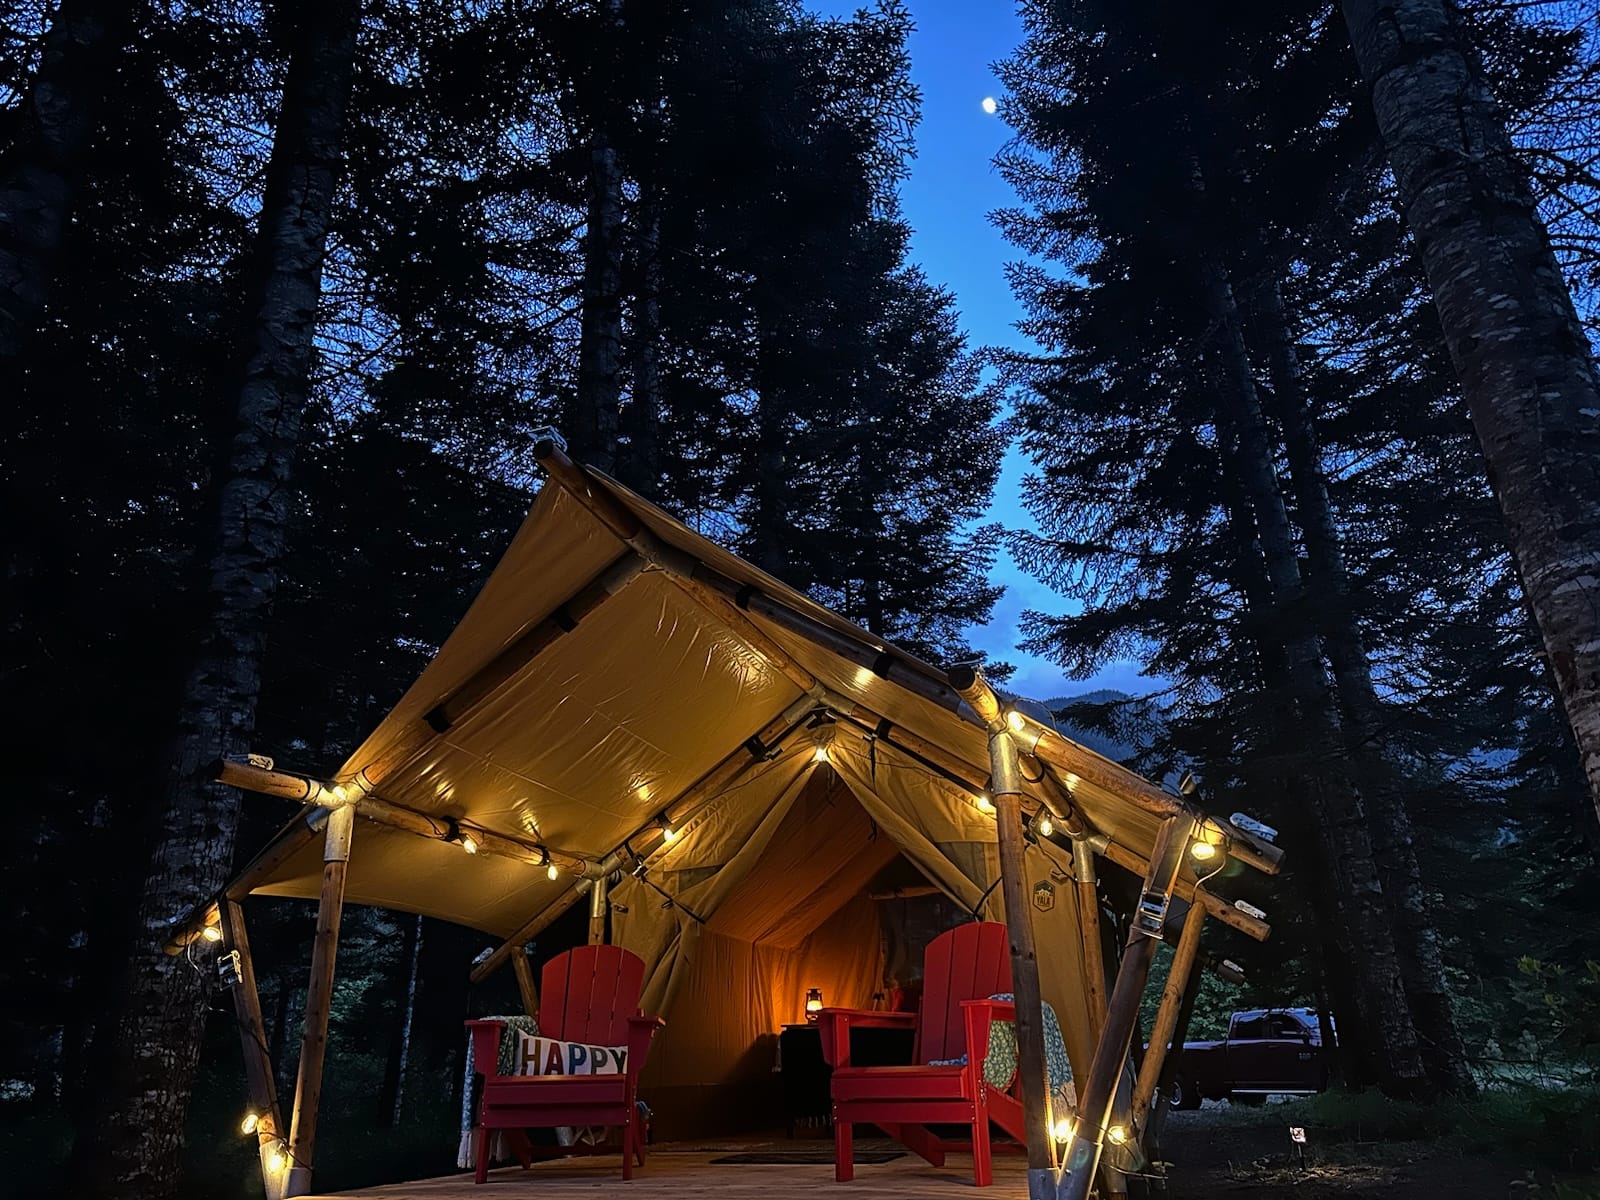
<box><xmin>805</xmin><ymin>988</ymin><xmax>823</xmax><ymax>1021</ymax></box>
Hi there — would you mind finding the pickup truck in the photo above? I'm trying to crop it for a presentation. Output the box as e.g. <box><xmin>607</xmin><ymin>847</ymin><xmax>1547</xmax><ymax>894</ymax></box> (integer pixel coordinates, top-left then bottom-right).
<box><xmin>1168</xmin><ymin>1007</ymin><xmax>1329</xmax><ymax>1109</ymax></box>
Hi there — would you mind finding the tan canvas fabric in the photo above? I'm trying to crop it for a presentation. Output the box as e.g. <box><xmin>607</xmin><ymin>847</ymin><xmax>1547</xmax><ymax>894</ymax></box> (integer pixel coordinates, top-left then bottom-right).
<box><xmin>234</xmin><ymin>467</ymin><xmax>1215</xmax><ymax>1114</ymax></box>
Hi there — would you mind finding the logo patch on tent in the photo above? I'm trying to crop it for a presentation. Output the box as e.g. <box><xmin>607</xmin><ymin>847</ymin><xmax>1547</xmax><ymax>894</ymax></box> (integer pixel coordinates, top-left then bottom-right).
<box><xmin>1033</xmin><ymin>881</ymin><xmax>1056</xmax><ymax>912</ymax></box>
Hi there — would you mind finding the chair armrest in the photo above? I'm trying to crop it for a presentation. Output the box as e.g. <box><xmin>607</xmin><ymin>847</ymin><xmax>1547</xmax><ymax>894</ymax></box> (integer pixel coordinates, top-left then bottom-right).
<box><xmin>818</xmin><ymin>1008</ymin><xmax>917</xmax><ymax>1068</ymax></box>
<box><xmin>959</xmin><ymin>1000</ymin><xmax>1017</xmax><ymax>1080</ymax></box>
<box><xmin>465</xmin><ymin>1019</ymin><xmax>507</xmax><ymax>1079</ymax></box>
<box><xmin>626</xmin><ymin>1013</ymin><xmax>666</xmax><ymax>1075</ymax></box>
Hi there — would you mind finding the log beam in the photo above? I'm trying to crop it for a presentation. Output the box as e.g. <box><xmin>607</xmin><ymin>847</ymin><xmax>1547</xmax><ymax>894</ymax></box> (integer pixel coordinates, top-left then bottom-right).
<box><xmin>511</xmin><ymin>947</ymin><xmax>540</xmax><ymax>1018</ymax></box>
<box><xmin>1057</xmin><ymin>818</ymin><xmax>1184</xmax><ymax>1200</ymax></box>
<box><xmin>1130</xmin><ymin>905</ymin><xmax>1206</xmax><ymax>1136</ymax></box>
<box><xmin>214</xmin><ymin>759</ymin><xmax>588</xmax><ymax>875</ymax></box>
<box><xmin>989</xmin><ymin>724</ymin><xmax>1060</xmax><ymax>1194</ymax></box>
<box><xmin>1072</xmin><ymin>840</ymin><xmax>1109</xmax><ymax>1037</ymax></box>
<box><xmin>219</xmin><ymin>901</ymin><xmax>287</xmax><ymax>1200</ymax></box>
<box><xmin>285</xmin><ymin>803</ymin><xmax>354</xmax><ymax>1197</ymax></box>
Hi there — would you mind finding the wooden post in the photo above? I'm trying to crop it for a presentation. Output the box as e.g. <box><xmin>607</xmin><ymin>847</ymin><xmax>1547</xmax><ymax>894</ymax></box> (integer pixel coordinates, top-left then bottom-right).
<box><xmin>1130</xmin><ymin>905</ymin><xmax>1206</xmax><ymax>1136</ymax></box>
<box><xmin>1146</xmin><ymin>944</ymin><xmax>1207</xmax><ymax>1162</ymax></box>
<box><xmin>510</xmin><ymin>945</ymin><xmax>540</xmax><ymax>1018</ymax></box>
<box><xmin>1073</xmin><ymin>839</ymin><xmax>1109</xmax><ymax>1037</ymax></box>
<box><xmin>588</xmin><ymin>870</ymin><xmax>609</xmax><ymax>945</ymax></box>
<box><xmin>219</xmin><ymin>901</ymin><xmax>288</xmax><ymax>1200</ymax></box>
<box><xmin>1058</xmin><ymin>818</ymin><xmax>1187</xmax><ymax>1200</ymax></box>
<box><xmin>952</xmin><ymin>666</ymin><xmax>1057</xmax><ymax>1199</ymax></box>
<box><xmin>285</xmin><ymin>803</ymin><xmax>354</xmax><ymax>1198</ymax></box>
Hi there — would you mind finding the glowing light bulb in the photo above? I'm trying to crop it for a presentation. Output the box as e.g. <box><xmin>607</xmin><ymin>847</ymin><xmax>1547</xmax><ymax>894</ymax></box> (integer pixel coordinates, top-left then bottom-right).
<box><xmin>975</xmin><ymin>793</ymin><xmax>996</xmax><ymax>815</ymax></box>
<box><xmin>1051</xmin><ymin>1118</ymin><xmax>1075</xmax><ymax>1142</ymax></box>
<box><xmin>266</xmin><ymin>1143</ymin><xmax>288</xmax><ymax>1173</ymax></box>
<box><xmin>1107</xmin><ymin>1125</ymin><xmax>1128</xmax><ymax>1145</ymax></box>
<box><xmin>1037</xmin><ymin>814</ymin><xmax>1054</xmax><ymax>838</ymax></box>
<box><xmin>1006</xmin><ymin>710</ymin><xmax>1028</xmax><ymax>734</ymax></box>
<box><xmin>201</xmin><ymin>925</ymin><xmax>223</xmax><ymax>943</ymax></box>
<box><xmin>1190</xmin><ymin>841</ymin><xmax>1217</xmax><ymax>862</ymax></box>
<box><xmin>546</xmin><ymin>862</ymin><xmax>560</xmax><ymax>881</ymax></box>
<box><xmin>240</xmin><ymin>1112</ymin><xmax>260</xmax><ymax>1136</ymax></box>
<box><xmin>460</xmin><ymin>833</ymin><xmax>479</xmax><ymax>854</ymax></box>
<box><xmin>661</xmin><ymin>826</ymin><xmax>678</xmax><ymax>843</ymax></box>
<box><xmin>813</xmin><ymin>745</ymin><xmax>829</xmax><ymax>763</ymax></box>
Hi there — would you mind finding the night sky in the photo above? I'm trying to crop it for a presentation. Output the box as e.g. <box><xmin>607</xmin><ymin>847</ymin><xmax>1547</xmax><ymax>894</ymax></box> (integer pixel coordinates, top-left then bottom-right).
<box><xmin>816</xmin><ymin>0</ymin><xmax>1150</xmax><ymax>702</ymax></box>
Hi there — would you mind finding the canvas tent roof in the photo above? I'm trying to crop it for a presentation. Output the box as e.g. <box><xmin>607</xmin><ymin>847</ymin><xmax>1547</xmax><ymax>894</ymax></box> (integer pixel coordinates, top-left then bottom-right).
<box><xmin>242</xmin><ymin>468</ymin><xmax>1195</xmax><ymax>931</ymax></box>
<box><xmin>224</xmin><ymin>448</ymin><xmax>1271</xmax><ymax>1087</ymax></box>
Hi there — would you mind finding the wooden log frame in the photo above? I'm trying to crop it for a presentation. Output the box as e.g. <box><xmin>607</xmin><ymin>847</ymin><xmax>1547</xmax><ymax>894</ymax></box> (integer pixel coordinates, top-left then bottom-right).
<box><xmin>285</xmin><ymin>803</ymin><xmax>354</xmax><ymax>1198</ymax></box>
<box><xmin>1129</xmin><ymin>904</ymin><xmax>1207</xmax><ymax>1138</ymax></box>
<box><xmin>827</xmin><ymin>706</ymin><xmax>1272</xmax><ymax>943</ymax></box>
<box><xmin>534</xmin><ymin>448</ymin><xmax>1283</xmax><ymax>896</ymax></box>
<box><xmin>1071</xmin><ymin>839</ymin><xmax>1110</xmax><ymax>1037</ymax></box>
<box><xmin>535</xmin><ymin>443</ymin><xmax>1276</xmax><ymax>937</ymax></box>
<box><xmin>1006</xmin><ymin>709</ymin><xmax>1283</xmax><ymax>878</ymax></box>
<box><xmin>510</xmin><ymin>947</ymin><xmax>540</xmax><ymax>1018</ymax></box>
<box><xmin>1145</xmin><ymin>943</ymin><xmax>1209</xmax><ymax>1161</ymax></box>
<box><xmin>214</xmin><ymin>759</ymin><xmax>591</xmax><ymax>875</ymax></box>
<box><xmin>587</xmin><ymin>870</ymin><xmax>609</xmax><ymax>945</ymax></box>
<box><xmin>219</xmin><ymin>900</ymin><xmax>288</xmax><ymax>1200</ymax></box>
<box><xmin>1057</xmin><ymin>818</ymin><xmax>1191</xmax><ymax>1200</ymax></box>
<box><xmin>978</xmin><ymin>706</ymin><xmax>1060</xmax><ymax>1198</ymax></box>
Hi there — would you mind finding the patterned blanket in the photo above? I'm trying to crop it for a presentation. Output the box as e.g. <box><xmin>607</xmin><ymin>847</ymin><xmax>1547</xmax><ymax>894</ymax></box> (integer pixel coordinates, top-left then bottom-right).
<box><xmin>928</xmin><ymin>993</ymin><xmax>1077</xmax><ymax>1114</ymax></box>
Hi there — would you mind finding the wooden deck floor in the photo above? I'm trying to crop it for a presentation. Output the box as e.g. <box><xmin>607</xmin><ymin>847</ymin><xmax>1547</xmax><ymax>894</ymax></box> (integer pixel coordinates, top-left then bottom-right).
<box><xmin>307</xmin><ymin>1139</ymin><xmax>1031</xmax><ymax>1199</ymax></box>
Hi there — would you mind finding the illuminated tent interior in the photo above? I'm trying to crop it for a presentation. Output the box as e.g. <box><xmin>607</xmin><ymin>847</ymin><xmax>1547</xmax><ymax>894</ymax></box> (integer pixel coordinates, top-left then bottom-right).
<box><xmin>193</xmin><ymin>440</ymin><xmax>1279</xmax><ymax>1194</ymax></box>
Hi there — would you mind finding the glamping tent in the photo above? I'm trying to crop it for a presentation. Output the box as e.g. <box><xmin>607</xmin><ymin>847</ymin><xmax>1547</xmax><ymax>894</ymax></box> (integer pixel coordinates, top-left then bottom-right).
<box><xmin>179</xmin><ymin>438</ymin><xmax>1280</xmax><ymax>1200</ymax></box>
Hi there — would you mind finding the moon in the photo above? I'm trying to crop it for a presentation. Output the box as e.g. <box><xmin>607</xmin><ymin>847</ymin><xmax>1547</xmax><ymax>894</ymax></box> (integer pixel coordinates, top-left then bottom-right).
<box><xmin>981</xmin><ymin>96</ymin><xmax>998</xmax><ymax>114</ymax></box>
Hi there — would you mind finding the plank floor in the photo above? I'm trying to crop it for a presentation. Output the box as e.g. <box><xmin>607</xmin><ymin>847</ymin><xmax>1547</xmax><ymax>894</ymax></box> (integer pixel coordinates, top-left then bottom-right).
<box><xmin>307</xmin><ymin>1138</ymin><xmax>1031</xmax><ymax>1198</ymax></box>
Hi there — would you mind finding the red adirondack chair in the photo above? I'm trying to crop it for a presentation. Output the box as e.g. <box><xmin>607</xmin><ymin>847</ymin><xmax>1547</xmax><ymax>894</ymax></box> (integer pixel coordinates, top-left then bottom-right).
<box><xmin>465</xmin><ymin>945</ymin><xmax>664</xmax><ymax>1183</ymax></box>
<box><xmin>820</xmin><ymin>921</ymin><xmax>1023</xmax><ymax>1186</ymax></box>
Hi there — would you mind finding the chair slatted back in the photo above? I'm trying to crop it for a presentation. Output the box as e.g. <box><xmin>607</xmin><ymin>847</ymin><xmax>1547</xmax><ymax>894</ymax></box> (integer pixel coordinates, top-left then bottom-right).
<box><xmin>538</xmin><ymin>945</ymin><xmax>645</xmax><ymax>1046</ymax></box>
<box><xmin>914</xmin><ymin>922</ymin><xmax>1012</xmax><ymax>1064</ymax></box>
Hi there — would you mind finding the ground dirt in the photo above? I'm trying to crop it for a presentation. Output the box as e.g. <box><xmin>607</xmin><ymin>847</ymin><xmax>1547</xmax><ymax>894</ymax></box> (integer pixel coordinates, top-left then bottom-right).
<box><xmin>1155</xmin><ymin>1103</ymin><xmax>1598</xmax><ymax>1200</ymax></box>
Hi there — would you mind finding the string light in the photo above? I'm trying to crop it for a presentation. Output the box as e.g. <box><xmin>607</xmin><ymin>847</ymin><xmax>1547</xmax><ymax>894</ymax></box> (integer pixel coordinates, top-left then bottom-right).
<box><xmin>811</xmin><ymin>724</ymin><xmax>834</xmax><ymax>763</ymax></box>
<box><xmin>201</xmin><ymin>925</ymin><xmax>223</xmax><ymax>943</ymax></box>
<box><xmin>460</xmin><ymin>832</ymin><xmax>479</xmax><ymax>855</ymax></box>
<box><xmin>240</xmin><ymin>1111</ymin><xmax>260</xmax><ymax>1136</ymax></box>
<box><xmin>656</xmin><ymin>811</ymin><xmax>678</xmax><ymax>843</ymax></box>
<box><xmin>1107</xmin><ymin>1124</ymin><xmax>1128</xmax><ymax>1145</ymax></box>
<box><xmin>266</xmin><ymin>1142</ymin><xmax>288</xmax><ymax>1173</ymax></box>
<box><xmin>1190</xmin><ymin>841</ymin><xmax>1217</xmax><ymax>862</ymax></box>
<box><xmin>540</xmin><ymin>847</ymin><xmax>559</xmax><ymax>880</ymax></box>
<box><xmin>1036</xmin><ymin>813</ymin><xmax>1055</xmax><ymax>838</ymax></box>
<box><xmin>1006</xmin><ymin>710</ymin><xmax>1028</xmax><ymax>734</ymax></box>
<box><xmin>1052</xmin><ymin>1118</ymin><xmax>1075</xmax><ymax>1142</ymax></box>
<box><xmin>975</xmin><ymin>792</ymin><xmax>996</xmax><ymax>815</ymax></box>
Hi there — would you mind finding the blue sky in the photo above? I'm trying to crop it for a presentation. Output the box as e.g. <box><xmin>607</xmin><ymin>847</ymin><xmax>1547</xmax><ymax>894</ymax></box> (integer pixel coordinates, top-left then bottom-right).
<box><xmin>817</xmin><ymin>0</ymin><xmax>1151</xmax><ymax>702</ymax></box>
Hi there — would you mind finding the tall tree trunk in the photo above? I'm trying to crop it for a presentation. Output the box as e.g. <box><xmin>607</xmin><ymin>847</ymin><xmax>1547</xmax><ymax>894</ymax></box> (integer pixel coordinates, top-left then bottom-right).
<box><xmin>621</xmin><ymin>186</ymin><xmax>663</xmax><ymax>496</ymax></box>
<box><xmin>1201</xmin><ymin>257</ymin><xmax>1429</xmax><ymax>1098</ymax></box>
<box><xmin>1255</xmin><ymin>280</ymin><xmax>1476</xmax><ymax>1096</ymax></box>
<box><xmin>1344</xmin><ymin>0</ymin><xmax>1600</xmax><ymax>838</ymax></box>
<box><xmin>70</xmin><ymin>5</ymin><xmax>360</xmax><ymax>1196</ymax></box>
<box><xmin>0</xmin><ymin>0</ymin><xmax>134</xmax><ymax>363</ymax></box>
<box><xmin>572</xmin><ymin>0</ymin><xmax>624</xmax><ymax>474</ymax></box>
<box><xmin>379</xmin><ymin>914</ymin><xmax>424</xmax><ymax>1127</ymax></box>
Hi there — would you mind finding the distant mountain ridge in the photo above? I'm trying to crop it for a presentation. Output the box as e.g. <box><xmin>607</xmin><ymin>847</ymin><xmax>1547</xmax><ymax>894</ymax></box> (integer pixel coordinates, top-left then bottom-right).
<box><xmin>1041</xmin><ymin>689</ymin><xmax>1142</xmax><ymax>762</ymax></box>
